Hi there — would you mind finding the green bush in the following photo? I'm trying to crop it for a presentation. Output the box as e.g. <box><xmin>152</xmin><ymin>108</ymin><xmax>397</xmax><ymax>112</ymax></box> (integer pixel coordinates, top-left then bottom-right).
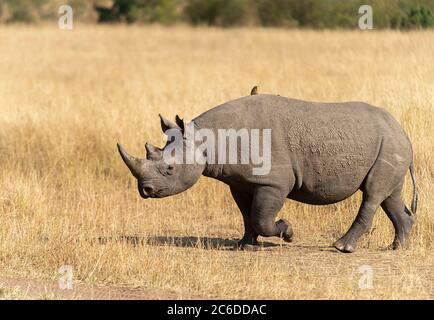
<box><xmin>95</xmin><ymin>0</ymin><xmax>183</xmax><ymax>24</ymax></box>
<box><xmin>1</xmin><ymin>0</ymin><xmax>97</xmax><ymax>23</ymax></box>
<box><xmin>5</xmin><ymin>0</ymin><xmax>48</xmax><ymax>23</ymax></box>
<box><xmin>183</xmin><ymin>0</ymin><xmax>222</xmax><ymax>25</ymax></box>
<box><xmin>408</xmin><ymin>5</ymin><xmax>434</xmax><ymax>28</ymax></box>
<box><xmin>255</xmin><ymin>0</ymin><xmax>296</xmax><ymax>27</ymax></box>
<box><xmin>2</xmin><ymin>0</ymin><xmax>434</xmax><ymax>29</ymax></box>
<box><xmin>391</xmin><ymin>4</ymin><xmax>434</xmax><ymax>29</ymax></box>
<box><xmin>184</xmin><ymin>0</ymin><xmax>257</xmax><ymax>27</ymax></box>
<box><xmin>182</xmin><ymin>0</ymin><xmax>434</xmax><ymax>29</ymax></box>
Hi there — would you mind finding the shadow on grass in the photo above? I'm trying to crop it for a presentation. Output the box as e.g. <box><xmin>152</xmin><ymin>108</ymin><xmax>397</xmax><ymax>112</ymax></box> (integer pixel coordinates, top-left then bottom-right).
<box><xmin>96</xmin><ymin>235</ymin><xmax>283</xmax><ymax>250</ymax></box>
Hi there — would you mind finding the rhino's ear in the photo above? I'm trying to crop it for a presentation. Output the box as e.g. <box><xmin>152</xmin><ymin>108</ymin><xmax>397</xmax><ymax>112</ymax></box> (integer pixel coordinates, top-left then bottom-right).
<box><xmin>159</xmin><ymin>114</ymin><xmax>180</xmax><ymax>134</ymax></box>
<box><xmin>175</xmin><ymin>115</ymin><xmax>185</xmax><ymax>133</ymax></box>
<box><xmin>145</xmin><ymin>142</ymin><xmax>163</xmax><ymax>161</ymax></box>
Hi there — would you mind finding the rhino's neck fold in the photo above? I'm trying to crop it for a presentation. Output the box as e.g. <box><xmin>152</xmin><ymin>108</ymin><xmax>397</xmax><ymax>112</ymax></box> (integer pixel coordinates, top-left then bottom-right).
<box><xmin>202</xmin><ymin>162</ymin><xmax>224</xmax><ymax>179</ymax></box>
<box><xmin>189</xmin><ymin>119</ymin><xmax>223</xmax><ymax>179</ymax></box>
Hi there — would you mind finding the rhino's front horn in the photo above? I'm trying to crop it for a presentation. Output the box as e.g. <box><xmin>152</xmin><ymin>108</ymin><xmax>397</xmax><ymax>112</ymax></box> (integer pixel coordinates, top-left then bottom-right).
<box><xmin>117</xmin><ymin>143</ymin><xmax>147</xmax><ymax>178</ymax></box>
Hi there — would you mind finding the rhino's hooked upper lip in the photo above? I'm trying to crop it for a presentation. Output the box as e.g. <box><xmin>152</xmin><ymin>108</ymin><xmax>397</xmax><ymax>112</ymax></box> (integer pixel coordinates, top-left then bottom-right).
<box><xmin>138</xmin><ymin>180</ymin><xmax>177</xmax><ymax>199</ymax></box>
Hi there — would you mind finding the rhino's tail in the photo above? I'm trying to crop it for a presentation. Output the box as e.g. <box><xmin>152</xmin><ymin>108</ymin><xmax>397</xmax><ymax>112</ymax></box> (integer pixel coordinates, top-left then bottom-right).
<box><xmin>409</xmin><ymin>162</ymin><xmax>418</xmax><ymax>215</ymax></box>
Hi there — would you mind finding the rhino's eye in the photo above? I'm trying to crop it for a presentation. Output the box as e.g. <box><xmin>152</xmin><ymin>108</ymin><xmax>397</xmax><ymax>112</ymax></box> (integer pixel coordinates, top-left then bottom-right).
<box><xmin>167</xmin><ymin>165</ymin><xmax>174</xmax><ymax>175</ymax></box>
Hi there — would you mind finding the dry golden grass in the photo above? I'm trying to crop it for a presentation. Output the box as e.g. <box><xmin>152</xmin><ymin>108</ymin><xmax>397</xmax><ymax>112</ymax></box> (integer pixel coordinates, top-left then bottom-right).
<box><xmin>0</xmin><ymin>25</ymin><xmax>432</xmax><ymax>299</ymax></box>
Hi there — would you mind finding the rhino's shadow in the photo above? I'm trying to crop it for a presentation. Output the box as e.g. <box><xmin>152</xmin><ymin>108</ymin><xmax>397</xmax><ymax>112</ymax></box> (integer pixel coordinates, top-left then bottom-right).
<box><xmin>96</xmin><ymin>235</ymin><xmax>281</xmax><ymax>250</ymax></box>
<box><xmin>148</xmin><ymin>236</ymin><xmax>237</xmax><ymax>249</ymax></box>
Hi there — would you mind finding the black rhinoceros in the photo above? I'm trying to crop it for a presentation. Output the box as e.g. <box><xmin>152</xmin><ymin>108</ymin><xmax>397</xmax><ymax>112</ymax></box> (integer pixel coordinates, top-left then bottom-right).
<box><xmin>117</xmin><ymin>93</ymin><xmax>417</xmax><ymax>253</ymax></box>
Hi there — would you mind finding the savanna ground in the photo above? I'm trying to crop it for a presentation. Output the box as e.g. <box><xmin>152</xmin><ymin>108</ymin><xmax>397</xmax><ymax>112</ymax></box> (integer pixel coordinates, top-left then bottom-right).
<box><xmin>0</xmin><ymin>25</ymin><xmax>432</xmax><ymax>299</ymax></box>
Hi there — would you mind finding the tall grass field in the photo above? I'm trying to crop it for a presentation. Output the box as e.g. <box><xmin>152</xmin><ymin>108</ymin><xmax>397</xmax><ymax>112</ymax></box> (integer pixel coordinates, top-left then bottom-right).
<box><xmin>0</xmin><ymin>26</ymin><xmax>432</xmax><ymax>299</ymax></box>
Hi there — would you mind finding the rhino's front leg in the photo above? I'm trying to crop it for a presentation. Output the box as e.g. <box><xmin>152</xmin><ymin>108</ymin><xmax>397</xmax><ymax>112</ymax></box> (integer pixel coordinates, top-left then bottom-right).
<box><xmin>251</xmin><ymin>186</ymin><xmax>293</xmax><ymax>242</ymax></box>
<box><xmin>230</xmin><ymin>187</ymin><xmax>259</xmax><ymax>248</ymax></box>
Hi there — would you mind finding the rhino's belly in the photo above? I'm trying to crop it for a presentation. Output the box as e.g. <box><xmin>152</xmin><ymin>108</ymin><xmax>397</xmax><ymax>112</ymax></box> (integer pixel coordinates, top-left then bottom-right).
<box><xmin>288</xmin><ymin>159</ymin><xmax>372</xmax><ymax>205</ymax></box>
<box><xmin>288</xmin><ymin>185</ymin><xmax>360</xmax><ymax>205</ymax></box>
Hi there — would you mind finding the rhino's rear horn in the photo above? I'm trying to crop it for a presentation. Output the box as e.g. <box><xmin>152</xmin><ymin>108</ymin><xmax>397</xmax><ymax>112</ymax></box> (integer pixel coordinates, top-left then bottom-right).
<box><xmin>145</xmin><ymin>142</ymin><xmax>163</xmax><ymax>161</ymax></box>
<box><xmin>117</xmin><ymin>143</ymin><xmax>146</xmax><ymax>178</ymax></box>
<box><xmin>175</xmin><ymin>115</ymin><xmax>185</xmax><ymax>133</ymax></box>
<box><xmin>159</xmin><ymin>114</ymin><xmax>181</xmax><ymax>133</ymax></box>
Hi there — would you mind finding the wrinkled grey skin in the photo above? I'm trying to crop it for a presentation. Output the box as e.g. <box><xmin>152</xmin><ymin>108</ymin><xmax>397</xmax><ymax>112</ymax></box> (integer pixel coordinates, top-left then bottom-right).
<box><xmin>118</xmin><ymin>94</ymin><xmax>418</xmax><ymax>253</ymax></box>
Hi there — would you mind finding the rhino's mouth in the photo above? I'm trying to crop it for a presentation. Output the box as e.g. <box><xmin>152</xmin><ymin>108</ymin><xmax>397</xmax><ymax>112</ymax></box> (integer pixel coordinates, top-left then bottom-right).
<box><xmin>148</xmin><ymin>193</ymin><xmax>161</xmax><ymax>199</ymax></box>
<box><xmin>140</xmin><ymin>193</ymin><xmax>159</xmax><ymax>199</ymax></box>
<box><xmin>138</xmin><ymin>183</ymin><xmax>175</xmax><ymax>199</ymax></box>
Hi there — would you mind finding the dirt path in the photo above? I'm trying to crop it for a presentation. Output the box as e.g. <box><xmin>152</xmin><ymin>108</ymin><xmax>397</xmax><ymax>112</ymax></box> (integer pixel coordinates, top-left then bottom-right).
<box><xmin>0</xmin><ymin>276</ymin><xmax>194</xmax><ymax>300</ymax></box>
<box><xmin>1</xmin><ymin>243</ymin><xmax>432</xmax><ymax>300</ymax></box>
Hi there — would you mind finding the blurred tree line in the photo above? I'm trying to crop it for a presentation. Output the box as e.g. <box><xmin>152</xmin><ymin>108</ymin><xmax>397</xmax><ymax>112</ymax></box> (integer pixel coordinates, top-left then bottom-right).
<box><xmin>0</xmin><ymin>0</ymin><xmax>433</xmax><ymax>29</ymax></box>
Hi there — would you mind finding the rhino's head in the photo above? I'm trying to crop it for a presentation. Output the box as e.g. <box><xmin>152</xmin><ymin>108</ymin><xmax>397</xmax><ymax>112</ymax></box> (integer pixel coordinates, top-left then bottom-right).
<box><xmin>117</xmin><ymin>115</ymin><xmax>205</xmax><ymax>199</ymax></box>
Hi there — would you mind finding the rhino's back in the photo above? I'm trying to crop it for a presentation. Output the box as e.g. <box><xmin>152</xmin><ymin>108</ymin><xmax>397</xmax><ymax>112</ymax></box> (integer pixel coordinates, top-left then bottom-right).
<box><xmin>194</xmin><ymin>94</ymin><xmax>406</xmax><ymax>149</ymax></box>
<box><xmin>194</xmin><ymin>94</ymin><xmax>411</xmax><ymax>204</ymax></box>
<box><xmin>195</xmin><ymin>94</ymin><xmax>391</xmax><ymax>131</ymax></box>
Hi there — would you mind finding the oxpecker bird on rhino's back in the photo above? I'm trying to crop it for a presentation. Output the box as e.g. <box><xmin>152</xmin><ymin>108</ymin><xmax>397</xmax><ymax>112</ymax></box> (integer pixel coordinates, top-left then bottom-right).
<box><xmin>250</xmin><ymin>86</ymin><xmax>258</xmax><ymax>95</ymax></box>
<box><xmin>118</xmin><ymin>93</ymin><xmax>418</xmax><ymax>253</ymax></box>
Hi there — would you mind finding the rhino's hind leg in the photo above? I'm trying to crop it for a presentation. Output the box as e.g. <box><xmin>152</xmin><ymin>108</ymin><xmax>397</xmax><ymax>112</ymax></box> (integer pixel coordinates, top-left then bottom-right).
<box><xmin>251</xmin><ymin>186</ymin><xmax>293</xmax><ymax>242</ymax></box>
<box><xmin>230</xmin><ymin>187</ymin><xmax>259</xmax><ymax>249</ymax></box>
<box><xmin>334</xmin><ymin>144</ymin><xmax>410</xmax><ymax>253</ymax></box>
<box><xmin>381</xmin><ymin>185</ymin><xmax>414</xmax><ymax>250</ymax></box>
<box><xmin>333</xmin><ymin>195</ymin><xmax>382</xmax><ymax>253</ymax></box>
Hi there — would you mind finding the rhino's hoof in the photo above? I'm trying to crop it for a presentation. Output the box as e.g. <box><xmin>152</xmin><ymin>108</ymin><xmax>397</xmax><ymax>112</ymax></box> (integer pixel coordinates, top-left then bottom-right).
<box><xmin>238</xmin><ymin>243</ymin><xmax>261</xmax><ymax>251</ymax></box>
<box><xmin>385</xmin><ymin>243</ymin><xmax>398</xmax><ymax>251</ymax></box>
<box><xmin>282</xmin><ymin>235</ymin><xmax>292</xmax><ymax>243</ymax></box>
<box><xmin>283</xmin><ymin>226</ymin><xmax>293</xmax><ymax>243</ymax></box>
<box><xmin>333</xmin><ymin>239</ymin><xmax>355</xmax><ymax>253</ymax></box>
<box><xmin>279</xmin><ymin>219</ymin><xmax>293</xmax><ymax>243</ymax></box>
<box><xmin>236</xmin><ymin>238</ymin><xmax>260</xmax><ymax>251</ymax></box>
<box><xmin>386</xmin><ymin>240</ymin><xmax>406</xmax><ymax>251</ymax></box>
